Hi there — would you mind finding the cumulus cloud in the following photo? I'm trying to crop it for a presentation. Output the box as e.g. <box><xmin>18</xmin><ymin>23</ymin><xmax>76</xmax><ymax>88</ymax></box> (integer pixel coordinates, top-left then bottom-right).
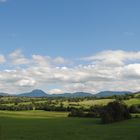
<box><xmin>84</xmin><ymin>50</ymin><xmax>140</xmax><ymax>67</ymax></box>
<box><xmin>0</xmin><ymin>49</ymin><xmax>140</xmax><ymax>94</ymax></box>
<box><xmin>0</xmin><ymin>55</ymin><xmax>6</xmax><ymax>64</ymax></box>
<box><xmin>17</xmin><ymin>78</ymin><xmax>36</xmax><ymax>87</ymax></box>
<box><xmin>9</xmin><ymin>49</ymin><xmax>30</xmax><ymax>65</ymax></box>
<box><xmin>48</xmin><ymin>89</ymin><xmax>64</xmax><ymax>94</ymax></box>
<box><xmin>53</xmin><ymin>57</ymin><xmax>69</xmax><ymax>65</ymax></box>
<box><xmin>32</xmin><ymin>55</ymin><xmax>51</xmax><ymax>67</ymax></box>
<box><xmin>121</xmin><ymin>64</ymin><xmax>140</xmax><ymax>79</ymax></box>
<box><xmin>32</xmin><ymin>55</ymin><xmax>69</xmax><ymax>67</ymax></box>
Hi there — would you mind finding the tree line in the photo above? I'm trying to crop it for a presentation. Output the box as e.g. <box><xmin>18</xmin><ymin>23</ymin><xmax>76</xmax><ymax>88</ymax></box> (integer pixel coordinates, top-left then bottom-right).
<box><xmin>68</xmin><ymin>101</ymin><xmax>132</xmax><ymax>124</ymax></box>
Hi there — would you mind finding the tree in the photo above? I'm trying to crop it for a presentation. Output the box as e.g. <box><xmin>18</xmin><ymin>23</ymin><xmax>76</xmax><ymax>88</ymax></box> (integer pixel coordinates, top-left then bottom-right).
<box><xmin>129</xmin><ymin>105</ymin><xmax>140</xmax><ymax>113</ymax></box>
<box><xmin>101</xmin><ymin>101</ymin><xmax>131</xmax><ymax>124</ymax></box>
<box><xmin>89</xmin><ymin>105</ymin><xmax>103</xmax><ymax>118</ymax></box>
<box><xmin>68</xmin><ymin>108</ymin><xmax>85</xmax><ymax>117</ymax></box>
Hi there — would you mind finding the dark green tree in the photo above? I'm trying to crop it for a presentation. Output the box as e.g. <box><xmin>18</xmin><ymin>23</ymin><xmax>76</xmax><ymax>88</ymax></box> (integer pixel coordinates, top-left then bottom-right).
<box><xmin>101</xmin><ymin>101</ymin><xmax>131</xmax><ymax>124</ymax></box>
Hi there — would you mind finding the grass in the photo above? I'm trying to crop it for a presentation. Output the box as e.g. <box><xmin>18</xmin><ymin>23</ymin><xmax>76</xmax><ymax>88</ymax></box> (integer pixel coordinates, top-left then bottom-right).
<box><xmin>1</xmin><ymin>96</ymin><xmax>140</xmax><ymax>109</ymax></box>
<box><xmin>78</xmin><ymin>99</ymin><xmax>114</xmax><ymax>106</ymax></box>
<box><xmin>3</xmin><ymin>99</ymin><xmax>115</xmax><ymax>108</ymax></box>
<box><xmin>63</xmin><ymin>99</ymin><xmax>114</xmax><ymax>108</ymax></box>
<box><xmin>63</xmin><ymin>98</ymin><xmax>140</xmax><ymax>108</ymax></box>
<box><xmin>0</xmin><ymin>111</ymin><xmax>140</xmax><ymax>140</ymax></box>
<box><xmin>0</xmin><ymin>110</ymin><xmax>68</xmax><ymax>119</ymax></box>
<box><xmin>124</xmin><ymin>98</ymin><xmax>140</xmax><ymax>106</ymax></box>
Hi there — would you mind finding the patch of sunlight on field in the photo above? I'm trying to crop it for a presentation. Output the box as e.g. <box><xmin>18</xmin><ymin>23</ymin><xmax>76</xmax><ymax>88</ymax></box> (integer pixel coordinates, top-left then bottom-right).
<box><xmin>0</xmin><ymin>110</ymin><xmax>68</xmax><ymax>119</ymax></box>
<box><xmin>79</xmin><ymin>99</ymin><xmax>114</xmax><ymax>106</ymax></box>
<box><xmin>125</xmin><ymin>98</ymin><xmax>140</xmax><ymax>106</ymax></box>
<box><xmin>63</xmin><ymin>99</ymin><xmax>114</xmax><ymax>108</ymax></box>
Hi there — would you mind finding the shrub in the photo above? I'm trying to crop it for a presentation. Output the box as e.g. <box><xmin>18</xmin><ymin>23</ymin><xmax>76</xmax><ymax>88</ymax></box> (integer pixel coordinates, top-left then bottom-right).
<box><xmin>89</xmin><ymin>105</ymin><xmax>103</xmax><ymax>118</ymax></box>
<box><xmin>101</xmin><ymin>101</ymin><xmax>131</xmax><ymax>124</ymax></box>
<box><xmin>129</xmin><ymin>105</ymin><xmax>140</xmax><ymax>113</ymax></box>
<box><xmin>134</xmin><ymin>115</ymin><xmax>139</xmax><ymax>118</ymax></box>
<box><xmin>85</xmin><ymin>112</ymin><xmax>99</xmax><ymax>118</ymax></box>
<box><xmin>68</xmin><ymin>108</ymin><xmax>85</xmax><ymax>117</ymax></box>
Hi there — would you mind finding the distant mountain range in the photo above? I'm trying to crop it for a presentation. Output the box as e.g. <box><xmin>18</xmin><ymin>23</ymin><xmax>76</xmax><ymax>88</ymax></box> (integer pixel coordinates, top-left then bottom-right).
<box><xmin>0</xmin><ymin>89</ymin><xmax>133</xmax><ymax>98</ymax></box>
<box><xmin>18</xmin><ymin>90</ymin><xmax>93</xmax><ymax>97</ymax></box>
<box><xmin>0</xmin><ymin>93</ymin><xmax>9</xmax><ymax>96</ymax></box>
<box><xmin>95</xmin><ymin>91</ymin><xmax>132</xmax><ymax>97</ymax></box>
<box><xmin>51</xmin><ymin>92</ymin><xmax>93</xmax><ymax>98</ymax></box>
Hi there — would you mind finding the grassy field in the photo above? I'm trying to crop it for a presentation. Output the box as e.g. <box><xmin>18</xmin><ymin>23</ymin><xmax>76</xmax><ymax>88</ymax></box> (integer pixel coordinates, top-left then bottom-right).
<box><xmin>63</xmin><ymin>99</ymin><xmax>115</xmax><ymax>108</ymax></box>
<box><xmin>1</xmin><ymin>99</ymin><xmax>115</xmax><ymax>108</ymax></box>
<box><xmin>124</xmin><ymin>98</ymin><xmax>140</xmax><ymax>106</ymax></box>
<box><xmin>0</xmin><ymin>110</ymin><xmax>140</xmax><ymax>140</ymax></box>
<box><xmin>1</xmin><ymin>96</ymin><xmax>140</xmax><ymax>109</ymax></box>
<box><xmin>63</xmin><ymin>98</ymin><xmax>140</xmax><ymax>108</ymax></box>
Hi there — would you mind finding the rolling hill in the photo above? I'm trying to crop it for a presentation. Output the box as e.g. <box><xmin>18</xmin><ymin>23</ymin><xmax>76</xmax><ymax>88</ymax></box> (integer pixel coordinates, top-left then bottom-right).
<box><xmin>52</xmin><ymin>92</ymin><xmax>93</xmax><ymax>97</ymax></box>
<box><xmin>95</xmin><ymin>91</ymin><xmax>132</xmax><ymax>97</ymax></box>
<box><xmin>17</xmin><ymin>90</ymin><xmax>93</xmax><ymax>97</ymax></box>
<box><xmin>0</xmin><ymin>93</ymin><xmax>9</xmax><ymax>96</ymax></box>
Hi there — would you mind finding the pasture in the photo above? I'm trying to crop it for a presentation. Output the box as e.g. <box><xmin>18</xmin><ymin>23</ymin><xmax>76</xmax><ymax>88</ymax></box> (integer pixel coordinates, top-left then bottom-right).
<box><xmin>0</xmin><ymin>110</ymin><xmax>139</xmax><ymax>140</ymax></box>
<box><xmin>1</xmin><ymin>96</ymin><xmax>140</xmax><ymax>109</ymax></box>
<box><xmin>125</xmin><ymin>98</ymin><xmax>140</xmax><ymax>106</ymax></box>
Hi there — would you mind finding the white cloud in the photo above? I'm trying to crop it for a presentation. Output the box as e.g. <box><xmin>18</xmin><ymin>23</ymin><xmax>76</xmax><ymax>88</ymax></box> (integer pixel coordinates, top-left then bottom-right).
<box><xmin>32</xmin><ymin>55</ymin><xmax>51</xmax><ymax>67</ymax></box>
<box><xmin>84</xmin><ymin>50</ymin><xmax>140</xmax><ymax>67</ymax></box>
<box><xmin>32</xmin><ymin>55</ymin><xmax>69</xmax><ymax>67</ymax></box>
<box><xmin>0</xmin><ymin>55</ymin><xmax>6</xmax><ymax>64</ymax></box>
<box><xmin>121</xmin><ymin>64</ymin><xmax>140</xmax><ymax>79</ymax></box>
<box><xmin>1</xmin><ymin>49</ymin><xmax>140</xmax><ymax>94</ymax></box>
<box><xmin>53</xmin><ymin>57</ymin><xmax>68</xmax><ymax>65</ymax></box>
<box><xmin>17</xmin><ymin>78</ymin><xmax>36</xmax><ymax>87</ymax></box>
<box><xmin>48</xmin><ymin>89</ymin><xmax>64</xmax><ymax>94</ymax></box>
<box><xmin>9</xmin><ymin>49</ymin><xmax>30</xmax><ymax>65</ymax></box>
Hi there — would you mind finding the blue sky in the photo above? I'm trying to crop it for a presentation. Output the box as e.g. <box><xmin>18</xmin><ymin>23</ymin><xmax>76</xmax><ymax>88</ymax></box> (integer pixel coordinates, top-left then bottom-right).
<box><xmin>0</xmin><ymin>0</ymin><xmax>140</xmax><ymax>58</ymax></box>
<box><xmin>0</xmin><ymin>0</ymin><xmax>140</xmax><ymax>94</ymax></box>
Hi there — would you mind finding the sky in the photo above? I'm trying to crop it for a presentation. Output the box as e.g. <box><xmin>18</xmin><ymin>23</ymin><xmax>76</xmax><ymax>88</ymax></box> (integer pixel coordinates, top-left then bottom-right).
<box><xmin>0</xmin><ymin>0</ymin><xmax>140</xmax><ymax>94</ymax></box>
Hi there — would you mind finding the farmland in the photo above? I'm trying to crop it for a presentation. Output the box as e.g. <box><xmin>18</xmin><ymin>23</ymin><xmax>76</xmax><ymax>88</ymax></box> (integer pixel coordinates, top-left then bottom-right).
<box><xmin>0</xmin><ymin>95</ymin><xmax>139</xmax><ymax>140</ymax></box>
<box><xmin>0</xmin><ymin>96</ymin><xmax>140</xmax><ymax>109</ymax></box>
<box><xmin>0</xmin><ymin>110</ymin><xmax>139</xmax><ymax>140</ymax></box>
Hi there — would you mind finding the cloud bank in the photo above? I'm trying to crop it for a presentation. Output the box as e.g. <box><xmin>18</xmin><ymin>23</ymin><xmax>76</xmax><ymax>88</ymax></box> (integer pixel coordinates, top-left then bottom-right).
<box><xmin>0</xmin><ymin>49</ymin><xmax>140</xmax><ymax>94</ymax></box>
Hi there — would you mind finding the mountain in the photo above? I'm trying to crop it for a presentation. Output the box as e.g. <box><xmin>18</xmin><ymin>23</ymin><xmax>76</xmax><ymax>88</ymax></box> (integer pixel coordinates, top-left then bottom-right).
<box><xmin>72</xmin><ymin>92</ymin><xmax>93</xmax><ymax>97</ymax></box>
<box><xmin>0</xmin><ymin>93</ymin><xmax>9</xmax><ymax>96</ymax></box>
<box><xmin>52</xmin><ymin>92</ymin><xmax>93</xmax><ymax>97</ymax></box>
<box><xmin>18</xmin><ymin>91</ymin><xmax>93</xmax><ymax>98</ymax></box>
<box><xmin>18</xmin><ymin>89</ymin><xmax>48</xmax><ymax>97</ymax></box>
<box><xmin>1</xmin><ymin>89</ymin><xmax>133</xmax><ymax>98</ymax></box>
<box><xmin>95</xmin><ymin>91</ymin><xmax>132</xmax><ymax>97</ymax></box>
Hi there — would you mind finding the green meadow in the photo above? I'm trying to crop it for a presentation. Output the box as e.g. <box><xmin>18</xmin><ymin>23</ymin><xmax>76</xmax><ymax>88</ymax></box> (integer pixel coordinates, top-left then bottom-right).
<box><xmin>0</xmin><ymin>110</ymin><xmax>140</xmax><ymax>140</ymax></box>
<box><xmin>125</xmin><ymin>98</ymin><xmax>140</xmax><ymax>106</ymax></box>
